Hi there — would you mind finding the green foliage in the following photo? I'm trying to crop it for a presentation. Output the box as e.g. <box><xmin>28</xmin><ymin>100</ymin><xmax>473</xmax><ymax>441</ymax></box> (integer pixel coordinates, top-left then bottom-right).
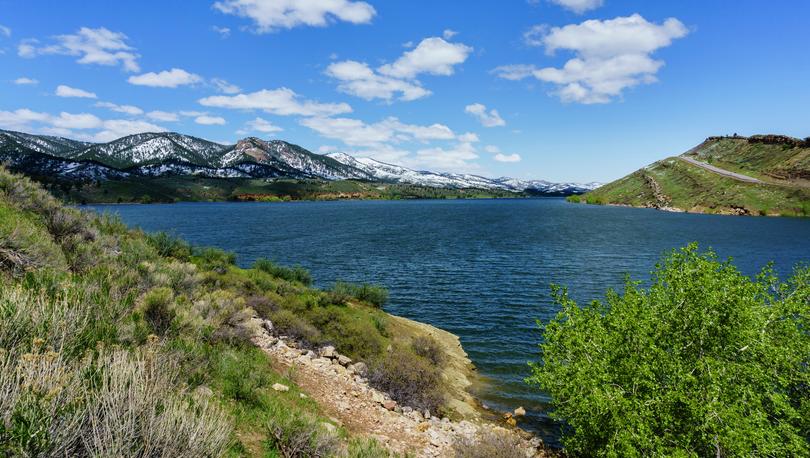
<box><xmin>195</xmin><ymin>246</ymin><xmax>237</xmax><ymax>270</ymax></box>
<box><xmin>369</xmin><ymin>345</ymin><xmax>444</xmax><ymax>412</ymax></box>
<box><xmin>328</xmin><ymin>281</ymin><xmax>389</xmax><ymax>308</ymax></box>
<box><xmin>254</xmin><ymin>258</ymin><xmax>312</xmax><ymax>286</ymax></box>
<box><xmin>411</xmin><ymin>335</ymin><xmax>444</xmax><ymax>367</ymax></box>
<box><xmin>146</xmin><ymin>231</ymin><xmax>192</xmax><ymax>260</ymax></box>
<box><xmin>137</xmin><ymin>287</ymin><xmax>176</xmax><ymax>336</ymax></box>
<box><xmin>265</xmin><ymin>404</ymin><xmax>341</xmax><ymax>458</ymax></box>
<box><xmin>269</xmin><ymin>309</ymin><xmax>323</xmax><ymax>347</ymax></box>
<box><xmin>530</xmin><ymin>244</ymin><xmax>810</xmax><ymax>456</ymax></box>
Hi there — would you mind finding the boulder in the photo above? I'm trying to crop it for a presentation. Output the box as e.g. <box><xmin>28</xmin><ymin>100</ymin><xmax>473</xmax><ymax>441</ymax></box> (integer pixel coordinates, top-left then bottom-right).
<box><xmin>349</xmin><ymin>362</ymin><xmax>368</xmax><ymax>375</ymax></box>
<box><xmin>319</xmin><ymin>345</ymin><xmax>336</xmax><ymax>358</ymax></box>
<box><xmin>337</xmin><ymin>354</ymin><xmax>352</xmax><ymax>366</ymax></box>
<box><xmin>514</xmin><ymin>406</ymin><xmax>526</xmax><ymax>417</ymax></box>
<box><xmin>261</xmin><ymin>320</ymin><xmax>274</xmax><ymax>333</ymax></box>
<box><xmin>382</xmin><ymin>400</ymin><xmax>397</xmax><ymax>410</ymax></box>
<box><xmin>272</xmin><ymin>383</ymin><xmax>290</xmax><ymax>392</ymax></box>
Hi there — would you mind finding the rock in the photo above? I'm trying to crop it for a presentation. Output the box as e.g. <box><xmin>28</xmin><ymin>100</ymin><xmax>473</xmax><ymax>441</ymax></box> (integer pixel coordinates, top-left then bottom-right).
<box><xmin>514</xmin><ymin>406</ymin><xmax>526</xmax><ymax>417</ymax></box>
<box><xmin>383</xmin><ymin>400</ymin><xmax>397</xmax><ymax>411</ymax></box>
<box><xmin>372</xmin><ymin>391</ymin><xmax>386</xmax><ymax>404</ymax></box>
<box><xmin>261</xmin><ymin>320</ymin><xmax>273</xmax><ymax>333</ymax></box>
<box><xmin>319</xmin><ymin>345</ymin><xmax>336</xmax><ymax>358</ymax></box>
<box><xmin>417</xmin><ymin>422</ymin><xmax>430</xmax><ymax>432</ymax></box>
<box><xmin>402</xmin><ymin>406</ymin><xmax>413</xmax><ymax>414</ymax></box>
<box><xmin>299</xmin><ymin>393</ymin><xmax>308</xmax><ymax>399</ymax></box>
<box><xmin>272</xmin><ymin>383</ymin><xmax>289</xmax><ymax>392</ymax></box>
<box><xmin>337</xmin><ymin>354</ymin><xmax>352</xmax><ymax>366</ymax></box>
<box><xmin>503</xmin><ymin>412</ymin><xmax>513</xmax><ymax>420</ymax></box>
<box><xmin>424</xmin><ymin>410</ymin><xmax>431</xmax><ymax>420</ymax></box>
<box><xmin>349</xmin><ymin>362</ymin><xmax>368</xmax><ymax>375</ymax></box>
<box><xmin>428</xmin><ymin>429</ymin><xmax>443</xmax><ymax>447</ymax></box>
<box><xmin>506</xmin><ymin>417</ymin><xmax>517</xmax><ymax>427</ymax></box>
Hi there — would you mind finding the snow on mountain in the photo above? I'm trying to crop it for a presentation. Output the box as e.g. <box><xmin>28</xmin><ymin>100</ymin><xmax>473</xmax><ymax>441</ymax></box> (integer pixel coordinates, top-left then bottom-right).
<box><xmin>327</xmin><ymin>152</ymin><xmax>600</xmax><ymax>193</ymax></box>
<box><xmin>0</xmin><ymin>129</ymin><xmax>599</xmax><ymax>194</ymax></box>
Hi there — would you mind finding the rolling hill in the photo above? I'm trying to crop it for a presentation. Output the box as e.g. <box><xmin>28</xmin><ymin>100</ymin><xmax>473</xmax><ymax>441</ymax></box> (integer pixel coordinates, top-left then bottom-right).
<box><xmin>571</xmin><ymin>135</ymin><xmax>810</xmax><ymax>216</ymax></box>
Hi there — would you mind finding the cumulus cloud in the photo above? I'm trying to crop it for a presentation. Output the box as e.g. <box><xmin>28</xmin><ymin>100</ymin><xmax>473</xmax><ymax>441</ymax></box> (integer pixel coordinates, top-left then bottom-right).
<box><xmin>325</xmin><ymin>60</ymin><xmax>430</xmax><ymax>102</ymax></box>
<box><xmin>213</xmin><ymin>0</ymin><xmax>376</xmax><ymax>32</ymax></box>
<box><xmin>13</xmin><ymin>77</ymin><xmax>38</xmax><ymax>85</ymax></box>
<box><xmin>0</xmin><ymin>107</ymin><xmax>164</xmax><ymax>142</ymax></box>
<box><xmin>18</xmin><ymin>27</ymin><xmax>140</xmax><ymax>72</ymax></box>
<box><xmin>238</xmin><ymin>117</ymin><xmax>283</xmax><ymax>135</ymax></box>
<box><xmin>326</xmin><ymin>36</ymin><xmax>472</xmax><ymax>102</ymax></box>
<box><xmin>496</xmin><ymin>14</ymin><xmax>688</xmax><ymax>104</ymax></box>
<box><xmin>96</xmin><ymin>101</ymin><xmax>143</xmax><ymax>115</ymax></box>
<box><xmin>128</xmin><ymin>68</ymin><xmax>202</xmax><ymax>88</ymax></box>
<box><xmin>194</xmin><ymin>115</ymin><xmax>227</xmax><ymax>125</ymax></box>
<box><xmin>199</xmin><ymin>88</ymin><xmax>352</xmax><ymax>117</ymax></box>
<box><xmin>211</xmin><ymin>78</ymin><xmax>241</xmax><ymax>94</ymax></box>
<box><xmin>301</xmin><ymin>116</ymin><xmax>455</xmax><ymax>147</ymax></box>
<box><xmin>494</xmin><ymin>153</ymin><xmax>521</xmax><ymax>162</ymax></box>
<box><xmin>378</xmin><ymin>37</ymin><xmax>473</xmax><ymax>79</ymax></box>
<box><xmin>412</xmin><ymin>141</ymin><xmax>480</xmax><ymax>172</ymax></box>
<box><xmin>465</xmin><ymin>103</ymin><xmax>506</xmax><ymax>127</ymax></box>
<box><xmin>55</xmin><ymin>84</ymin><xmax>97</xmax><ymax>99</ymax></box>
<box><xmin>146</xmin><ymin>110</ymin><xmax>180</xmax><ymax>122</ymax></box>
<box><xmin>547</xmin><ymin>0</ymin><xmax>603</xmax><ymax>14</ymax></box>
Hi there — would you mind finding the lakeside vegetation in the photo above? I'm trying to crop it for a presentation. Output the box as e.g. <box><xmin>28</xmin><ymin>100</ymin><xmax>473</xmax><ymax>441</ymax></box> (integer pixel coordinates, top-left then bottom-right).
<box><xmin>533</xmin><ymin>244</ymin><xmax>809</xmax><ymax>456</ymax></box>
<box><xmin>571</xmin><ymin>136</ymin><xmax>810</xmax><ymax>216</ymax></box>
<box><xmin>32</xmin><ymin>175</ymin><xmax>525</xmax><ymax>204</ymax></box>
<box><xmin>0</xmin><ymin>167</ymin><xmax>451</xmax><ymax>456</ymax></box>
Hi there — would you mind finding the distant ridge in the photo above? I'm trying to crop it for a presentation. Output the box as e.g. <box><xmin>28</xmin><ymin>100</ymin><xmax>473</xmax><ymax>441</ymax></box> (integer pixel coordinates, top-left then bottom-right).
<box><xmin>0</xmin><ymin>129</ymin><xmax>599</xmax><ymax>195</ymax></box>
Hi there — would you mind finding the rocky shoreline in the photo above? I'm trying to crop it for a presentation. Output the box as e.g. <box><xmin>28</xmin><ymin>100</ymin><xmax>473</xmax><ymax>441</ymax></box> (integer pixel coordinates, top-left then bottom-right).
<box><xmin>242</xmin><ymin>312</ymin><xmax>548</xmax><ymax>457</ymax></box>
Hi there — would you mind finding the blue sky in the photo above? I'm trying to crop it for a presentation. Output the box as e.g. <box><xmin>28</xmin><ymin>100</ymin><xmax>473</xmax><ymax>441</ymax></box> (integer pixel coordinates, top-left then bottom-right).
<box><xmin>1</xmin><ymin>0</ymin><xmax>808</xmax><ymax>182</ymax></box>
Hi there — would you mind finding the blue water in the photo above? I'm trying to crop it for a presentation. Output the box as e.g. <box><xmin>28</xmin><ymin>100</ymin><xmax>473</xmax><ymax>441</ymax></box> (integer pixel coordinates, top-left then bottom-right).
<box><xmin>89</xmin><ymin>198</ymin><xmax>810</xmax><ymax>442</ymax></box>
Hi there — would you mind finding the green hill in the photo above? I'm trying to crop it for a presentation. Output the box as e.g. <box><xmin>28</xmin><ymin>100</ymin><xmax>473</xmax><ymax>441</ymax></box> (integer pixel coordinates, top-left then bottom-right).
<box><xmin>571</xmin><ymin>135</ymin><xmax>810</xmax><ymax>216</ymax></box>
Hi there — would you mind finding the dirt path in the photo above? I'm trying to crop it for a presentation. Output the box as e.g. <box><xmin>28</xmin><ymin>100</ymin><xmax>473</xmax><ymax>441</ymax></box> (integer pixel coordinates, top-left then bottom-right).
<box><xmin>247</xmin><ymin>315</ymin><xmax>547</xmax><ymax>457</ymax></box>
<box><xmin>678</xmin><ymin>156</ymin><xmax>763</xmax><ymax>183</ymax></box>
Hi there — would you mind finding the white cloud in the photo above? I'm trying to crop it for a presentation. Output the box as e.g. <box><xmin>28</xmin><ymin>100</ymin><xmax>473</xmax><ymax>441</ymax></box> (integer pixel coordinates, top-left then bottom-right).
<box><xmin>378</xmin><ymin>37</ymin><xmax>473</xmax><ymax>79</ymax></box>
<box><xmin>55</xmin><ymin>84</ymin><xmax>97</xmax><ymax>99</ymax></box>
<box><xmin>96</xmin><ymin>101</ymin><xmax>143</xmax><ymax>115</ymax></box>
<box><xmin>128</xmin><ymin>68</ymin><xmax>202</xmax><ymax>88</ymax></box>
<box><xmin>13</xmin><ymin>77</ymin><xmax>38</xmax><ymax>85</ymax></box>
<box><xmin>326</xmin><ymin>60</ymin><xmax>430</xmax><ymax>102</ymax></box>
<box><xmin>18</xmin><ymin>27</ymin><xmax>140</xmax><ymax>72</ymax></box>
<box><xmin>547</xmin><ymin>0</ymin><xmax>603</xmax><ymax>14</ymax></box>
<box><xmin>301</xmin><ymin>116</ymin><xmax>455</xmax><ymax>148</ymax></box>
<box><xmin>494</xmin><ymin>153</ymin><xmax>521</xmax><ymax>162</ymax></box>
<box><xmin>211</xmin><ymin>78</ymin><xmax>241</xmax><ymax>94</ymax></box>
<box><xmin>92</xmin><ymin>119</ymin><xmax>166</xmax><ymax>142</ymax></box>
<box><xmin>195</xmin><ymin>115</ymin><xmax>227</xmax><ymax>125</ymax></box>
<box><xmin>326</xmin><ymin>36</ymin><xmax>472</xmax><ymax>102</ymax></box>
<box><xmin>239</xmin><ymin>117</ymin><xmax>283</xmax><ymax>135</ymax></box>
<box><xmin>213</xmin><ymin>0</ymin><xmax>376</xmax><ymax>32</ymax></box>
<box><xmin>465</xmin><ymin>103</ymin><xmax>506</xmax><ymax>127</ymax></box>
<box><xmin>147</xmin><ymin>110</ymin><xmax>180</xmax><ymax>122</ymax></box>
<box><xmin>458</xmin><ymin>132</ymin><xmax>479</xmax><ymax>143</ymax></box>
<box><xmin>179</xmin><ymin>110</ymin><xmax>208</xmax><ymax>117</ymax></box>
<box><xmin>413</xmin><ymin>141</ymin><xmax>480</xmax><ymax>172</ymax></box>
<box><xmin>212</xmin><ymin>25</ymin><xmax>231</xmax><ymax>38</ymax></box>
<box><xmin>0</xmin><ymin>108</ymin><xmax>165</xmax><ymax>142</ymax></box>
<box><xmin>0</xmin><ymin>25</ymin><xmax>10</xmax><ymax>37</ymax></box>
<box><xmin>199</xmin><ymin>88</ymin><xmax>352</xmax><ymax>117</ymax></box>
<box><xmin>443</xmin><ymin>29</ymin><xmax>458</xmax><ymax>39</ymax></box>
<box><xmin>497</xmin><ymin>14</ymin><xmax>688</xmax><ymax>103</ymax></box>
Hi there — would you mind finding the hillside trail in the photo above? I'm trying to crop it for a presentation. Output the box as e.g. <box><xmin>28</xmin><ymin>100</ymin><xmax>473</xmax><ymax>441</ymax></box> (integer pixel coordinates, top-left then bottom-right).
<box><xmin>678</xmin><ymin>156</ymin><xmax>763</xmax><ymax>184</ymax></box>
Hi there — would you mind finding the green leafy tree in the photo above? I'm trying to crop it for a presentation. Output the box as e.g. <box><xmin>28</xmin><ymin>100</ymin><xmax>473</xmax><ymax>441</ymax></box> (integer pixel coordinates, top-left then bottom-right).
<box><xmin>529</xmin><ymin>244</ymin><xmax>809</xmax><ymax>457</ymax></box>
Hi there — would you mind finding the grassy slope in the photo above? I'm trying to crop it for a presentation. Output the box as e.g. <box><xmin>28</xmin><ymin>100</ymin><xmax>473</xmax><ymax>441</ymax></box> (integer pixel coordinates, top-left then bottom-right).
<box><xmin>572</xmin><ymin>137</ymin><xmax>810</xmax><ymax>216</ymax></box>
<box><xmin>0</xmin><ymin>167</ymin><xmax>452</xmax><ymax>457</ymax></box>
<box><xmin>38</xmin><ymin>175</ymin><xmax>523</xmax><ymax>204</ymax></box>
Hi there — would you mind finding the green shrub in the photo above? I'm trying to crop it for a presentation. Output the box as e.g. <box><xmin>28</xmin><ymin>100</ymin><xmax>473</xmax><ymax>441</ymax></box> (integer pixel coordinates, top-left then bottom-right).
<box><xmin>530</xmin><ymin>244</ymin><xmax>810</xmax><ymax>456</ymax></box>
<box><xmin>194</xmin><ymin>246</ymin><xmax>236</xmax><ymax>270</ymax></box>
<box><xmin>411</xmin><ymin>335</ymin><xmax>445</xmax><ymax>367</ymax></box>
<box><xmin>348</xmin><ymin>438</ymin><xmax>392</xmax><ymax>458</ymax></box>
<box><xmin>269</xmin><ymin>309</ymin><xmax>322</xmax><ymax>347</ymax></box>
<box><xmin>146</xmin><ymin>231</ymin><xmax>192</xmax><ymax>260</ymax></box>
<box><xmin>453</xmin><ymin>429</ymin><xmax>527</xmax><ymax>458</ymax></box>
<box><xmin>369</xmin><ymin>346</ymin><xmax>444</xmax><ymax>412</ymax></box>
<box><xmin>137</xmin><ymin>287</ymin><xmax>175</xmax><ymax>336</ymax></box>
<box><xmin>328</xmin><ymin>281</ymin><xmax>389</xmax><ymax>308</ymax></box>
<box><xmin>265</xmin><ymin>405</ymin><xmax>341</xmax><ymax>458</ymax></box>
<box><xmin>306</xmin><ymin>307</ymin><xmax>386</xmax><ymax>360</ymax></box>
<box><xmin>254</xmin><ymin>258</ymin><xmax>312</xmax><ymax>286</ymax></box>
<box><xmin>0</xmin><ymin>205</ymin><xmax>67</xmax><ymax>275</ymax></box>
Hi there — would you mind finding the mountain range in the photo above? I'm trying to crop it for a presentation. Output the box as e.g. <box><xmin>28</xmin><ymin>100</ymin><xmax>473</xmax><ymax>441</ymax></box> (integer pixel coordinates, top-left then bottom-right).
<box><xmin>0</xmin><ymin>129</ymin><xmax>599</xmax><ymax>195</ymax></box>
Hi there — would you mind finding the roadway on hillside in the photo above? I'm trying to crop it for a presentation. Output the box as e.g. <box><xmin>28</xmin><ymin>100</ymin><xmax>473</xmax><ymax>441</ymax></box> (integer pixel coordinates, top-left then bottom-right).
<box><xmin>678</xmin><ymin>156</ymin><xmax>763</xmax><ymax>184</ymax></box>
